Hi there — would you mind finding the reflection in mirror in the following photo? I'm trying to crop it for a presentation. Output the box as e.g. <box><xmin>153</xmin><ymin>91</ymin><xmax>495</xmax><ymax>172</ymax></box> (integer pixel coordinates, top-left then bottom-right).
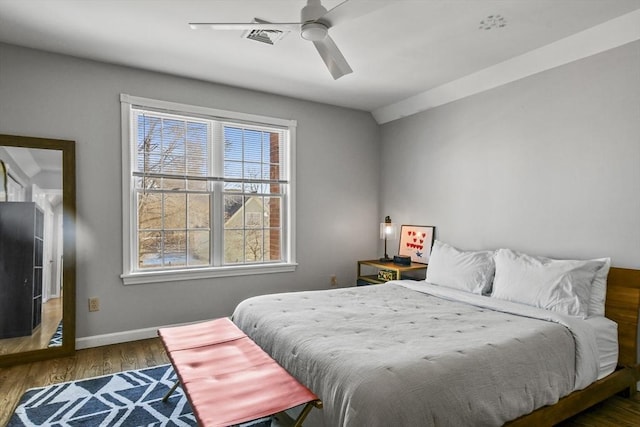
<box><xmin>0</xmin><ymin>147</ymin><xmax>62</xmax><ymax>354</ymax></box>
<box><xmin>0</xmin><ymin>135</ymin><xmax>75</xmax><ymax>366</ymax></box>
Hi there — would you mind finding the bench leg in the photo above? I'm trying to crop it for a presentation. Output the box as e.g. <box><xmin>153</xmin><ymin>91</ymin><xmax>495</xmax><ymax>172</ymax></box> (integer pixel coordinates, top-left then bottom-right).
<box><xmin>162</xmin><ymin>380</ymin><xmax>181</xmax><ymax>402</ymax></box>
<box><xmin>293</xmin><ymin>400</ymin><xmax>323</xmax><ymax>427</ymax></box>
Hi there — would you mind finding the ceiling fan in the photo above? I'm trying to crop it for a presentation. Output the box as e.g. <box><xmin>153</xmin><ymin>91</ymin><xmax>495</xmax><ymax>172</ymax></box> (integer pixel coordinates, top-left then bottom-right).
<box><xmin>189</xmin><ymin>0</ymin><xmax>386</xmax><ymax>80</ymax></box>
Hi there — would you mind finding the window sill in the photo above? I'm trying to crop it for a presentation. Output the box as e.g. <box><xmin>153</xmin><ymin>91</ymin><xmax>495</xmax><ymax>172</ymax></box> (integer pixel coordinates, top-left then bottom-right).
<box><xmin>121</xmin><ymin>262</ymin><xmax>298</xmax><ymax>285</ymax></box>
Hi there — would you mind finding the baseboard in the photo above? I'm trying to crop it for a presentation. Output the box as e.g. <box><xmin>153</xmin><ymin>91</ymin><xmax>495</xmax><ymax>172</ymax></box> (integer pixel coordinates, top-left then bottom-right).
<box><xmin>75</xmin><ymin>321</ymin><xmax>199</xmax><ymax>350</ymax></box>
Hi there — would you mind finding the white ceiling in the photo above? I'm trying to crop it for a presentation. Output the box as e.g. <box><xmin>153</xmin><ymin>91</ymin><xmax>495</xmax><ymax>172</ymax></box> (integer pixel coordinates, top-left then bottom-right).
<box><xmin>0</xmin><ymin>0</ymin><xmax>639</xmax><ymax>122</ymax></box>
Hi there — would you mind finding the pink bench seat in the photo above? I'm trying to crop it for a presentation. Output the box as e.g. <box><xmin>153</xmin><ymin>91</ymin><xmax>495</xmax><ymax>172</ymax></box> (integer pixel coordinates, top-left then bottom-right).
<box><xmin>158</xmin><ymin>317</ymin><xmax>321</xmax><ymax>427</ymax></box>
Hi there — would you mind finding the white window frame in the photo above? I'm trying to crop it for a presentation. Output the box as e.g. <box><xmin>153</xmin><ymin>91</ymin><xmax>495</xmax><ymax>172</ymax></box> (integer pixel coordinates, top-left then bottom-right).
<box><xmin>120</xmin><ymin>94</ymin><xmax>297</xmax><ymax>285</ymax></box>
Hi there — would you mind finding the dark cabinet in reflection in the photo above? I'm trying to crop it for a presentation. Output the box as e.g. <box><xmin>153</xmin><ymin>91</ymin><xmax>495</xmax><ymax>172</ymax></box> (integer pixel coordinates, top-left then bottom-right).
<box><xmin>0</xmin><ymin>202</ymin><xmax>44</xmax><ymax>338</ymax></box>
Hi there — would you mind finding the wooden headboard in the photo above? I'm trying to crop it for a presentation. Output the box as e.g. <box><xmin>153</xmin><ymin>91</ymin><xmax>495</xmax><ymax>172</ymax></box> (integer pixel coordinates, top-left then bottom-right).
<box><xmin>507</xmin><ymin>267</ymin><xmax>640</xmax><ymax>426</ymax></box>
<box><xmin>605</xmin><ymin>267</ymin><xmax>640</xmax><ymax>368</ymax></box>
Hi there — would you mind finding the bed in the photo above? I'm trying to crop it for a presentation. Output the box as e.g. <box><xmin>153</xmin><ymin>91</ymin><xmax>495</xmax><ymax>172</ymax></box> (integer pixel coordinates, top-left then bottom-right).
<box><xmin>231</xmin><ymin>244</ymin><xmax>640</xmax><ymax>426</ymax></box>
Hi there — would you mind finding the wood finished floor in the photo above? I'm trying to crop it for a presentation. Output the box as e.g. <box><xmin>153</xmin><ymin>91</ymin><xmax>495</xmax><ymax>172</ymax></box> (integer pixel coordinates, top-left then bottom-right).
<box><xmin>0</xmin><ymin>337</ymin><xmax>639</xmax><ymax>426</ymax></box>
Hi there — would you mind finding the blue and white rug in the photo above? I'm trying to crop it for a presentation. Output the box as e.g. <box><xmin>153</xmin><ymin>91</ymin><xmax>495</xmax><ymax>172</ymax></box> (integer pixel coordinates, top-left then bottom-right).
<box><xmin>8</xmin><ymin>364</ymin><xmax>272</xmax><ymax>426</ymax></box>
<box><xmin>47</xmin><ymin>321</ymin><xmax>63</xmax><ymax>348</ymax></box>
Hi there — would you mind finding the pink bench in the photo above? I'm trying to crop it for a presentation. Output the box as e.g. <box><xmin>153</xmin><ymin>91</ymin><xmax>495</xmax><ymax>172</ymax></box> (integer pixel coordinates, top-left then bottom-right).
<box><xmin>158</xmin><ymin>317</ymin><xmax>322</xmax><ymax>427</ymax></box>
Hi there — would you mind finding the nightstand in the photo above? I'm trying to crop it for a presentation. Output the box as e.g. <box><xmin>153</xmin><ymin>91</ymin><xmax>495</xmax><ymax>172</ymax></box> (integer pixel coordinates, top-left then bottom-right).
<box><xmin>357</xmin><ymin>259</ymin><xmax>427</xmax><ymax>286</ymax></box>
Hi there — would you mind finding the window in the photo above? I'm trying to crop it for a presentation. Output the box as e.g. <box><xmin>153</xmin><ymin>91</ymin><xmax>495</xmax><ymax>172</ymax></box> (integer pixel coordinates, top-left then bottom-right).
<box><xmin>120</xmin><ymin>95</ymin><xmax>296</xmax><ymax>284</ymax></box>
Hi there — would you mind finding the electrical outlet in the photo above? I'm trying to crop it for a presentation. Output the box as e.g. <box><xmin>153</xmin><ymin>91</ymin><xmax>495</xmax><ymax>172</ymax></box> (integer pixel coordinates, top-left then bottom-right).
<box><xmin>330</xmin><ymin>275</ymin><xmax>338</xmax><ymax>287</ymax></box>
<box><xmin>88</xmin><ymin>297</ymin><xmax>100</xmax><ymax>312</ymax></box>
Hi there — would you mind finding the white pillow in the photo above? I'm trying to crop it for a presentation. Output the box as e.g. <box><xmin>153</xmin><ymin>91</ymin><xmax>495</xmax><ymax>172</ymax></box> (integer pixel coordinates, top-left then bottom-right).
<box><xmin>588</xmin><ymin>257</ymin><xmax>611</xmax><ymax>317</ymax></box>
<box><xmin>491</xmin><ymin>249</ymin><xmax>605</xmax><ymax>318</ymax></box>
<box><xmin>425</xmin><ymin>240</ymin><xmax>495</xmax><ymax>295</ymax></box>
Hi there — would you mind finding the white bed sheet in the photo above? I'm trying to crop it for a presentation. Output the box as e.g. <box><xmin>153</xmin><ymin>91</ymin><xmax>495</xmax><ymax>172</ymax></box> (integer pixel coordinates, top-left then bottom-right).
<box><xmin>586</xmin><ymin>315</ymin><xmax>618</xmax><ymax>379</ymax></box>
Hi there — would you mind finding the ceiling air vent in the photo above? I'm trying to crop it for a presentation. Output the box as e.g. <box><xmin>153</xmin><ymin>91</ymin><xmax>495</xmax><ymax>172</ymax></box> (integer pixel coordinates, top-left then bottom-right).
<box><xmin>479</xmin><ymin>14</ymin><xmax>507</xmax><ymax>30</ymax></box>
<box><xmin>242</xmin><ymin>19</ymin><xmax>288</xmax><ymax>45</ymax></box>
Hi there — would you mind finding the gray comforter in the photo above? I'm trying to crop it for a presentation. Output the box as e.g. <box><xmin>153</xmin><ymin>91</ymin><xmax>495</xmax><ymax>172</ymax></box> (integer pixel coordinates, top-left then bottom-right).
<box><xmin>232</xmin><ymin>281</ymin><xmax>599</xmax><ymax>426</ymax></box>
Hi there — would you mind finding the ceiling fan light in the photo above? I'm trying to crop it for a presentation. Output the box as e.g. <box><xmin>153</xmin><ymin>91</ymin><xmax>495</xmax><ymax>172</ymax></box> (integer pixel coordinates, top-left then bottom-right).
<box><xmin>301</xmin><ymin>22</ymin><xmax>328</xmax><ymax>41</ymax></box>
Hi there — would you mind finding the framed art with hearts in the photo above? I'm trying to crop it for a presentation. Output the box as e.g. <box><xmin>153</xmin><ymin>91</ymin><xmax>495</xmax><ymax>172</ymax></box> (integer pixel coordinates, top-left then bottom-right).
<box><xmin>398</xmin><ymin>225</ymin><xmax>435</xmax><ymax>264</ymax></box>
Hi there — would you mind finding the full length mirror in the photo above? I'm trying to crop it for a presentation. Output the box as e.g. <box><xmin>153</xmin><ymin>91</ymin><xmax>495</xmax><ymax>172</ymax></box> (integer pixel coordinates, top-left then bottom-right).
<box><xmin>0</xmin><ymin>134</ymin><xmax>75</xmax><ymax>367</ymax></box>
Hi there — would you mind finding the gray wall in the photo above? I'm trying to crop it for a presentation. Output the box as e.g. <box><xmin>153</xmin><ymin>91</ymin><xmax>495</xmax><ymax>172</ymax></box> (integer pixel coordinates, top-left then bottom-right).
<box><xmin>380</xmin><ymin>41</ymin><xmax>640</xmax><ymax>268</ymax></box>
<box><xmin>0</xmin><ymin>43</ymin><xmax>380</xmax><ymax>339</ymax></box>
<box><xmin>2</xmin><ymin>38</ymin><xmax>637</xmax><ymax>341</ymax></box>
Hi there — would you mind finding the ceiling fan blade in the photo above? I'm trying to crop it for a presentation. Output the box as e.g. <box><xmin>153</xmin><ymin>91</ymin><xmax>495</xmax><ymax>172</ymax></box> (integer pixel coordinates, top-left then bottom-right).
<box><xmin>189</xmin><ymin>22</ymin><xmax>300</xmax><ymax>31</ymax></box>
<box><xmin>320</xmin><ymin>0</ymin><xmax>388</xmax><ymax>27</ymax></box>
<box><xmin>312</xmin><ymin>35</ymin><xmax>353</xmax><ymax>80</ymax></box>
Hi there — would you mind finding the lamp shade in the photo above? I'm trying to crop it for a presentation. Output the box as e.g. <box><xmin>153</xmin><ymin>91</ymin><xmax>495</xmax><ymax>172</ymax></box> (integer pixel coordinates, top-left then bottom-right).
<box><xmin>380</xmin><ymin>218</ymin><xmax>398</xmax><ymax>240</ymax></box>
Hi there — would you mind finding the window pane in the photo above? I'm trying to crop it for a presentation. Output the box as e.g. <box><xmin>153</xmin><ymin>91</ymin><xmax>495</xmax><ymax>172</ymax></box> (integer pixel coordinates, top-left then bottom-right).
<box><xmin>224</xmin><ymin>160</ymin><xmax>242</xmax><ymax>179</ymax></box>
<box><xmin>265</xmin><ymin>183</ymin><xmax>284</xmax><ymax>195</ymax></box>
<box><xmin>265</xmin><ymin>196</ymin><xmax>281</xmax><ymax>228</ymax></box>
<box><xmin>161</xmin><ymin>119</ymin><xmax>185</xmax><ymax>176</ymax></box>
<box><xmin>163</xmin><ymin>193</ymin><xmax>186</xmax><ymax>229</ymax></box>
<box><xmin>244</xmin><ymin>129</ymin><xmax>262</xmax><ymax>162</ymax></box>
<box><xmin>138</xmin><ymin>231</ymin><xmax>161</xmax><ymax>269</ymax></box>
<box><xmin>224</xmin><ymin>182</ymin><xmax>242</xmax><ymax>192</ymax></box>
<box><xmin>134</xmin><ymin>177</ymin><xmax>144</xmax><ymax>190</ymax></box>
<box><xmin>269</xmin><ymin>161</ymin><xmax>280</xmax><ymax>181</ymax></box>
<box><xmin>187</xmin><ymin>122</ymin><xmax>208</xmax><ymax>176</ymax></box>
<box><xmin>138</xmin><ymin>192</ymin><xmax>162</xmax><ymax>230</ymax></box>
<box><xmin>244</xmin><ymin>196</ymin><xmax>263</xmax><ymax>228</ymax></box>
<box><xmin>224</xmin><ymin>194</ymin><xmax>243</xmax><ymax>224</ymax></box>
<box><xmin>243</xmin><ymin>182</ymin><xmax>264</xmax><ymax>194</ymax></box>
<box><xmin>136</xmin><ymin>115</ymin><xmax>161</xmax><ymax>170</ymax></box>
<box><xmin>245</xmin><ymin>229</ymin><xmax>264</xmax><ymax>262</ymax></box>
<box><xmin>261</xmin><ymin>164</ymin><xmax>271</xmax><ymax>181</ymax></box>
<box><xmin>162</xmin><ymin>153</ymin><xmax>185</xmax><ymax>175</ymax></box>
<box><xmin>163</xmin><ymin>231</ymin><xmax>186</xmax><ymax>267</ymax></box>
<box><xmin>266</xmin><ymin>227</ymin><xmax>281</xmax><ymax>261</ymax></box>
<box><xmin>147</xmin><ymin>177</ymin><xmax>162</xmax><ymax>190</ymax></box>
<box><xmin>262</xmin><ymin>132</ymin><xmax>271</xmax><ymax>164</ymax></box>
<box><xmin>266</xmin><ymin>132</ymin><xmax>282</xmax><ymax>174</ymax></box>
<box><xmin>244</xmin><ymin>183</ymin><xmax>277</xmax><ymax>195</ymax></box>
<box><xmin>188</xmin><ymin>230</ymin><xmax>209</xmax><ymax>266</ymax></box>
<box><xmin>162</xmin><ymin>178</ymin><xmax>185</xmax><ymax>190</ymax></box>
<box><xmin>141</xmin><ymin>154</ymin><xmax>162</xmax><ymax>175</ymax></box>
<box><xmin>188</xmin><ymin>194</ymin><xmax>210</xmax><ymax>229</ymax></box>
<box><xmin>242</xmin><ymin>182</ymin><xmax>269</xmax><ymax>194</ymax></box>
<box><xmin>187</xmin><ymin>180</ymin><xmax>207</xmax><ymax>191</ymax></box>
<box><xmin>266</xmin><ymin>196</ymin><xmax>282</xmax><ymax>261</ymax></box>
<box><xmin>224</xmin><ymin>126</ymin><xmax>242</xmax><ymax>161</ymax></box>
<box><xmin>224</xmin><ymin>229</ymin><xmax>244</xmax><ymax>263</ymax></box>
<box><xmin>243</xmin><ymin>162</ymin><xmax>261</xmax><ymax>181</ymax></box>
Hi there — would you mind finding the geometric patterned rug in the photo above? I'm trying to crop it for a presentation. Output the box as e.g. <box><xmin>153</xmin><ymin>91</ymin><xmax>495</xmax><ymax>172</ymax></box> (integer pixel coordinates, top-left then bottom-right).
<box><xmin>47</xmin><ymin>321</ymin><xmax>63</xmax><ymax>348</ymax></box>
<box><xmin>7</xmin><ymin>364</ymin><xmax>272</xmax><ymax>426</ymax></box>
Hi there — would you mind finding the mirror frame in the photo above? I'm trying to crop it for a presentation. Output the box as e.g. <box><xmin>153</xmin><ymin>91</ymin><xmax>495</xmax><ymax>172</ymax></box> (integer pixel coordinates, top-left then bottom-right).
<box><xmin>0</xmin><ymin>134</ymin><xmax>76</xmax><ymax>367</ymax></box>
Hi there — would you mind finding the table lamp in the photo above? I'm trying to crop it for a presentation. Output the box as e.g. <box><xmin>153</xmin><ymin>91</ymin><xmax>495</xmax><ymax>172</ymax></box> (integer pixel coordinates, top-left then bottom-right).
<box><xmin>379</xmin><ymin>215</ymin><xmax>398</xmax><ymax>262</ymax></box>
